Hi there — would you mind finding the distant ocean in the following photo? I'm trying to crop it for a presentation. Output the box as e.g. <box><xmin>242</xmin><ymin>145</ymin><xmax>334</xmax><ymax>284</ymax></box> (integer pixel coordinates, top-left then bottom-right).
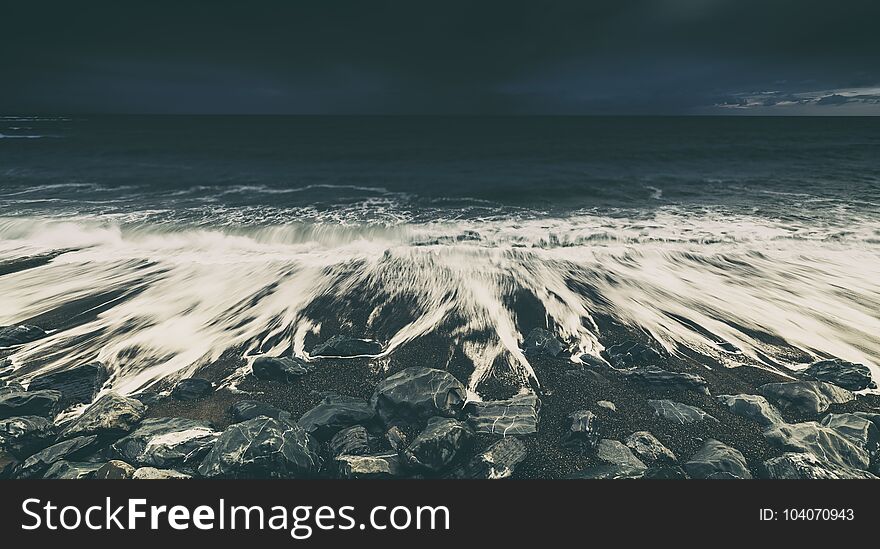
<box><xmin>1</xmin><ymin>115</ymin><xmax>879</xmax><ymax>397</ymax></box>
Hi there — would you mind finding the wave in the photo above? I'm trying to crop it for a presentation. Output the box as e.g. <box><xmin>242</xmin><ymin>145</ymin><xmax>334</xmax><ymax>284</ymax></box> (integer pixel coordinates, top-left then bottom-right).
<box><xmin>1</xmin><ymin>211</ymin><xmax>878</xmax><ymax>398</ymax></box>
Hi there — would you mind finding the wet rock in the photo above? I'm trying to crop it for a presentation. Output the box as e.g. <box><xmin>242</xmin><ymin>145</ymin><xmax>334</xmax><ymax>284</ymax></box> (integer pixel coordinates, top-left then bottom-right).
<box><xmin>0</xmin><ymin>389</ymin><xmax>62</xmax><ymax>419</ymax></box>
<box><xmin>854</xmin><ymin>412</ymin><xmax>880</xmax><ymax>431</ymax></box>
<box><xmin>171</xmin><ymin>378</ymin><xmax>213</xmax><ymax>401</ymax></box>
<box><xmin>620</xmin><ymin>366</ymin><xmax>709</xmax><ymax>394</ymax></box>
<box><xmin>648</xmin><ymin>399</ymin><xmax>717</xmax><ymax>425</ymax></box>
<box><xmin>112</xmin><ymin>417</ymin><xmax>218</xmax><ymax>468</ymax></box>
<box><xmin>59</xmin><ymin>392</ymin><xmax>146</xmax><ymax>440</ymax></box>
<box><xmin>596</xmin><ymin>400</ymin><xmax>617</xmax><ymax>413</ymax></box>
<box><xmin>605</xmin><ymin>341</ymin><xmax>665</xmax><ymax>369</ymax></box>
<box><xmin>596</xmin><ymin>439</ymin><xmax>647</xmax><ymax>470</ymax></box>
<box><xmin>820</xmin><ymin>413</ymin><xmax>879</xmax><ymax>458</ymax></box>
<box><xmin>465</xmin><ymin>393</ymin><xmax>540</xmax><ymax>436</ymax></box>
<box><xmin>0</xmin><ymin>415</ymin><xmax>57</xmax><ymax>457</ymax></box>
<box><xmin>522</xmin><ymin>328</ymin><xmax>565</xmax><ymax>357</ymax></box>
<box><xmin>371</xmin><ymin>367</ymin><xmax>467</xmax><ymax>425</ymax></box>
<box><xmin>43</xmin><ymin>461</ymin><xmax>102</xmax><ymax>479</ymax></box>
<box><xmin>716</xmin><ymin>394</ymin><xmax>784</xmax><ymax>427</ymax></box>
<box><xmin>95</xmin><ymin>459</ymin><xmax>137</xmax><ymax>479</ymax></box>
<box><xmin>764</xmin><ymin>421</ymin><xmax>870</xmax><ymax>471</ymax></box>
<box><xmin>763</xmin><ymin>452</ymin><xmax>878</xmax><ymax>479</ymax></box>
<box><xmin>448</xmin><ymin>437</ymin><xmax>527</xmax><ymax>479</ymax></box>
<box><xmin>625</xmin><ymin>431</ymin><xmax>677</xmax><ymax>465</ymax></box>
<box><xmin>684</xmin><ymin>439</ymin><xmax>752</xmax><ymax>479</ymax></box>
<box><xmin>197</xmin><ymin>416</ymin><xmax>321</xmax><ymax>478</ymax></box>
<box><xmin>578</xmin><ymin>354</ymin><xmax>608</xmax><ymax>369</ymax></box>
<box><xmin>133</xmin><ymin>467</ymin><xmax>191</xmax><ymax>479</ymax></box>
<box><xmin>229</xmin><ymin>400</ymin><xmax>291</xmax><ymax>423</ymax></box>
<box><xmin>336</xmin><ymin>453</ymin><xmax>403</xmax><ymax>479</ymax></box>
<box><xmin>384</xmin><ymin>425</ymin><xmax>408</xmax><ymax>452</ymax></box>
<box><xmin>403</xmin><ymin>417</ymin><xmax>473</xmax><ymax>473</ymax></box>
<box><xmin>0</xmin><ymin>325</ymin><xmax>46</xmax><ymax>347</ymax></box>
<box><xmin>568</xmin><ymin>463</ymin><xmax>647</xmax><ymax>479</ymax></box>
<box><xmin>802</xmin><ymin>358</ymin><xmax>876</xmax><ymax>391</ymax></box>
<box><xmin>311</xmin><ymin>335</ymin><xmax>382</xmax><ymax>357</ymax></box>
<box><xmin>28</xmin><ymin>362</ymin><xmax>109</xmax><ymax>408</ymax></box>
<box><xmin>13</xmin><ymin>435</ymin><xmax>99</xmax><ymax>479</ymax></box>
<box><xmin>563</xmin><ymin>409</ymin><xmax>600</xmax><ymax>449</ymax></box>
<box><xmin>759</xmin><ymin>381</ymin><xmax>853</xmax><ymax>416</ymax></box>
<box><xmin>297</xmin><ymin>394</ymin><xmax>375</xmax><ymax>440</ymax></box>
<box><xmin>0</xmin><ymin>381</ymin><xmax>25</xmax><ymax>396</ymax></box>
<box><xmin>329</xmin><ymin>425</ymin><xmax>372</xmax><ymax>458</ymax></box>
<box><xmin>251</xmin><ymin>356</ymin><xmax>315</xmax><ymax>382</ymax></box>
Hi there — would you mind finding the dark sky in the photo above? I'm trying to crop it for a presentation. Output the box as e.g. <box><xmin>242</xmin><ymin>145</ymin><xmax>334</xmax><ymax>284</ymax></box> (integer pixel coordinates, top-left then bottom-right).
<box><xmin>3</xmin><ymin>0</ymin><xmax>879</xmax><ymax>114</ymax></box>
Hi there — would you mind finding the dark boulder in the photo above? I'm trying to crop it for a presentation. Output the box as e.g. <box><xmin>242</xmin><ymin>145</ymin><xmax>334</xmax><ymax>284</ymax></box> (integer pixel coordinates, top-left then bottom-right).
<box><xmin>28</xmin><ymin>362</ymin><xmax>109</xmax><ymax>408</ymax></box>
<box><xmin>95</xmin><ymin>460</ymin><xmax>137</xmax><ymax>479</ymax></box>
<box><xmin>229</xmin><ymin>400</ymin><xmax>291</xmax><ymax>423</ymax></box>
<box><xmin>329</xmin><ymin>425</ymin><xmax>373</xmax><ymax>458</ymax></box>
<box><xmin>0</xmin><ymin>389</ymin><xmax>62</xmax><ymax>419</ymax></box>
<box><xmin>171</xmin><ymin>378</ymin><xmax>213</xmax><ymax>401</ymax></box>
<box><xmin>311</xmin><ymin>336</ymin><xmax>382</xmax><ymax>357</ymax></box>
<box><xmin>384</xmin><ymin>425</ymin><xmax>408</xmax><ymax>452</ymax></box>
<box><xmin>522</xmin><ymin>328</ymin><xmax>565</xmax><ymax>357</ymax></box>
<box><xmin>111</xmin><ymin>417</ymin><xmax>218</xmax><ymax>468</ymax></box>
<box><xmin>59</xmin><ymin>392</ymin><xmax>146</xmax><ymax>440</ymax></box>
<box><xmin>716</xmin><ymin>394</ymin><xmax>784</xmax><ymax>427</ymax></box>
<box><xmin>465</xmin><ymin>393</ymin><xmax>540</xmax><ymax>436</ymax></box>
<box><xmin>624</xmin><ymin>431</ymin><xmax>677</xmax><ymax>465</ymax></box>
<box><xmin>371</xmin><ymin>367</ymin><xmax>467</xmax><ymax>425</ymax></box>
<box><xmin>251</xmin><ymin>356</ymin><xmax>315</xmax><ymax>382</ymax></box>
<box><xmin>759</xmin><ymin>381</ymin><xmax>853</xmax><ymax>416</ymax></box>
<box><xmin>0</xmin><ymin>450</ymin><xmax>18</xmax><ymax>479</ymax></box>
<box><xmin>197</xmin><ymin>416</ymin><xmax>321</xmax><ymax>478</ymax></box>
<box><xmin>762</xmin><ymin>452</ymin><xmax>877</xmax><ymax>479</ymax></box>
<box><xmin>402</xmin><ymin>417</ymin><xmax>473</xmax><ymax>473</ymax></box>
<box><xmin>643</xmin><ymin>465</ymin><xmax>689</xmax><ymax>479</ymax></box>
<box><xmin>802</xmin><ymin>358</ymin><xmax>876</xmax><ymax>391</ymax></box>
<box><xmin>297</xmin><ymin>394</ymin><xmax>375</xmax><ymax>440</ymax></box>
<box><xmin>562</xmin><ymin>409</ymin><xmax>600</xmax><ymax>449</ymax></box>
<box><xmin>605</xmin><ymin>341</ymin><xmax>665</xmax><ymax>369</ymax></box>
<box><xmin>13</xmin><ymin>435</ymin><xmax>99</xmax><ymax>479</ymax></box>
<box><xmin>448</xmin><ymin>437</ymin><xmax>527</xmax><ymax>479</ymax></box>
<box><xmin>0</xmin><ymin>325</ymin><xmax>46</xmax><ymax>347</ymax></box>
<box><xmin>336</xmin><ymin>453</ymin><xmax>403</xmax><ymax>479</ymax></box>
<box><xmin>684</xmin><ymin>439</ymin><xmax>752</xmax><ymax>479</ymax></box>
<box><xmin>764</xmin><ymin>421</ymin><xmax>870</xmax><ymax>471</ymax></box>
<box><xmin>42</xmin><ymin>461</ymin><xmax>102</xmax><ymax>479</ymax></box>
<box><xmin>648</xmin><ymin>399</ymin><xmax>717</xmax><ymax>425</ymax></box>
<box><xmin>0</xmin><ymin>415</ymin><xmax>57</xmax><ymax>457</ymax></box>
<box><xmin>620</xmin><ymin>366</ymin><xmax>709</xmax><ymax>394</ymax></box>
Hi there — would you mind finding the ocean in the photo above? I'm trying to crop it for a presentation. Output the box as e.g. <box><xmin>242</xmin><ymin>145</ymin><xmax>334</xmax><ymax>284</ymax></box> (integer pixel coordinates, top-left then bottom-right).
<box><xmin>1</xmin><ymin>115</ymin><xmax>879</xmax><ymax>399</ymax></box>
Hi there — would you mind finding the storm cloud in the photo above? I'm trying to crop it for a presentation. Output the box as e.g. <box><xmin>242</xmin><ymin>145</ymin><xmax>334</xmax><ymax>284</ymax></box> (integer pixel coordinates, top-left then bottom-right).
<box><xmin>2</xmin><ymin>0</ymin><xmax>879</xmax><ymax>114</ymax></box>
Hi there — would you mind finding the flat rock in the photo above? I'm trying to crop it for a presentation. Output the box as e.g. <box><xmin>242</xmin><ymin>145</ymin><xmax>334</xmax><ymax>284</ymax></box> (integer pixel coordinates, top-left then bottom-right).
<box><xmin>0</xmin><ymin>325</ymin><xmax>46</xmax><ymax>347</ymax></box>
<box><xmin>684</xmin><ymin>439</ymin><xmax>752</xmax><ymax>479</ymax></box>
<box><xmin>821</xmin><ymin>413</ymin><xmax>879</xmax><ymax>458</ymax></box>
<box><xmin>465</xmin><ymin>393</ymin><xmax>540</xmax><ymax>436</ymax></box>
<box><xmin>620</xmin><ymin>366</ymin><xmax>709</xmax><ymax>394</ymax></box>
<box><xmin>42</xmin><ymin>461</ymin><xmax>102</xmax><ymax>479</ymax></box>
<box><xmin>648</xmin><ymin>399</ymin><xmax>717</xmax><ymax>424</ymax></box>
<box><xmin>563</xmin><ymin>409</ymin><xmax>600</xmax><ymax>448</ymax></box>
<box><xmin>0</xmin><ymin>389</ymin><xmax>62</xmax><ymax>419</ymax></box>
<box><xmin>522</xmin><ymin>328</ymin><xmax>565</xmax><ymax>357</ymax></box>
<box><xmin>605</xmin><ymin>341</ymin><xmax>665</xmax><ymax>369</ymax></box>
<box><xmin>568</xmin><ymin>463</ymin><xmax>647</xmax><ymax>479</ymax></box>
<box><xmin>596</xmin><ymin>439</ymin><xmax>647</xmax><ymax>470</ymax></box>
<box><xmin>229</xmin><ymin>400</ymin><xmax>291</xmax><ymax>422</ymax></box>
<box><xmin>371</xmin><ymin>367</ymin><xmax>467</xmax><ymax>425</ymax></box>
<box><xmin>763</xmin><ymin>452</ymin><xmax>878</xmax><ymax>479</ymax></box>
<box><xmin>28</xmin><ymin>362</ymin><xmax>109</xmax><ymax>408</ymax></box>
<box><xmin>95</xmin><ymin>460</ymin><xmax>137</xmax><ymax>479</ymax></box>
<box><xmin>133</xmin><ymin>467</ymin><xmax>191</xmax><ymax>479</ymax></box>
<box><xmin>112</xmin><ymin>417</ymin><xmax>219</xmax><ymax>468</ymax></box>
<box><xmin>0</xmin><ymin>415</ymin><xmax>57</xmax><ymax>457</ymax></box>
<box><xmin>716</xmin><ymin>394</ymin><xmax>784</xmax><ymax>427</ymax></box>
<box><xmin>625</xmin><ymin>431</ymin><xmax>677</xmax><ymax>465</ymax></box>
<box><xmin>596</xmin><ymin>400</ymin><xmax>617</xmax><ymax>413</ymax></box>
<box><xmin>59</xmin><ymin>392</ymin><xmax>146</xmax><ymax>439</ymax></box>
<box><xmin>403</xmin><ymin>417</ymin><xmax>473</xmax><ymax>473</ymax></box>
<box><xmin>759</xmin><ymin>381</ymin><xmax>853</xmax><ymax>416</ymax></box>
<box><xmin>13</xmin><ymin>435</ymin><xmax>99</xmax><ymax>479</ymax></box>
<box><xmin>171</xmin><ymin>378</ymin><xmax>213</xmax><ymax>401</ymax></box>
<box><xmin>329</xmin><ymin>425</ymin><xmax>372</xmax><ymax>458</ymax></box>
<box><xmin>197</xmin><ymin>416</ymin><xmax>321</xmax><ymax>478</ymax></box>
<box><xmin>297</xmin><ymin>394</ymin><xmax>375</xmax><ymax>440</ymax></box>
<box><xmin>448</xmin><ymin>437</ymin><xmax>527</xmax><ymax>479</ymax></box>
<box><xmin>251</xmin><ymin>356</ymin><xmax>315</xmax><ymax>382</ymax></box>
<box><xmin>802</xmin><ymin>358</ymin><xmax>876</xmax><ymax>391</ymax></box>
<box><xmin>764</xmin><ymin>421</ymin><xmax>870</xmax><ymax>471</ymax></box>
<box><xmin>311</xmin><ymin>335</ymin><xmax>382</xmax><ymax>357</ymax></box>
<box><xmin>336</xmin><ymin>453</ymin><xmax>403</xmax><ymax>479</ymax></box>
